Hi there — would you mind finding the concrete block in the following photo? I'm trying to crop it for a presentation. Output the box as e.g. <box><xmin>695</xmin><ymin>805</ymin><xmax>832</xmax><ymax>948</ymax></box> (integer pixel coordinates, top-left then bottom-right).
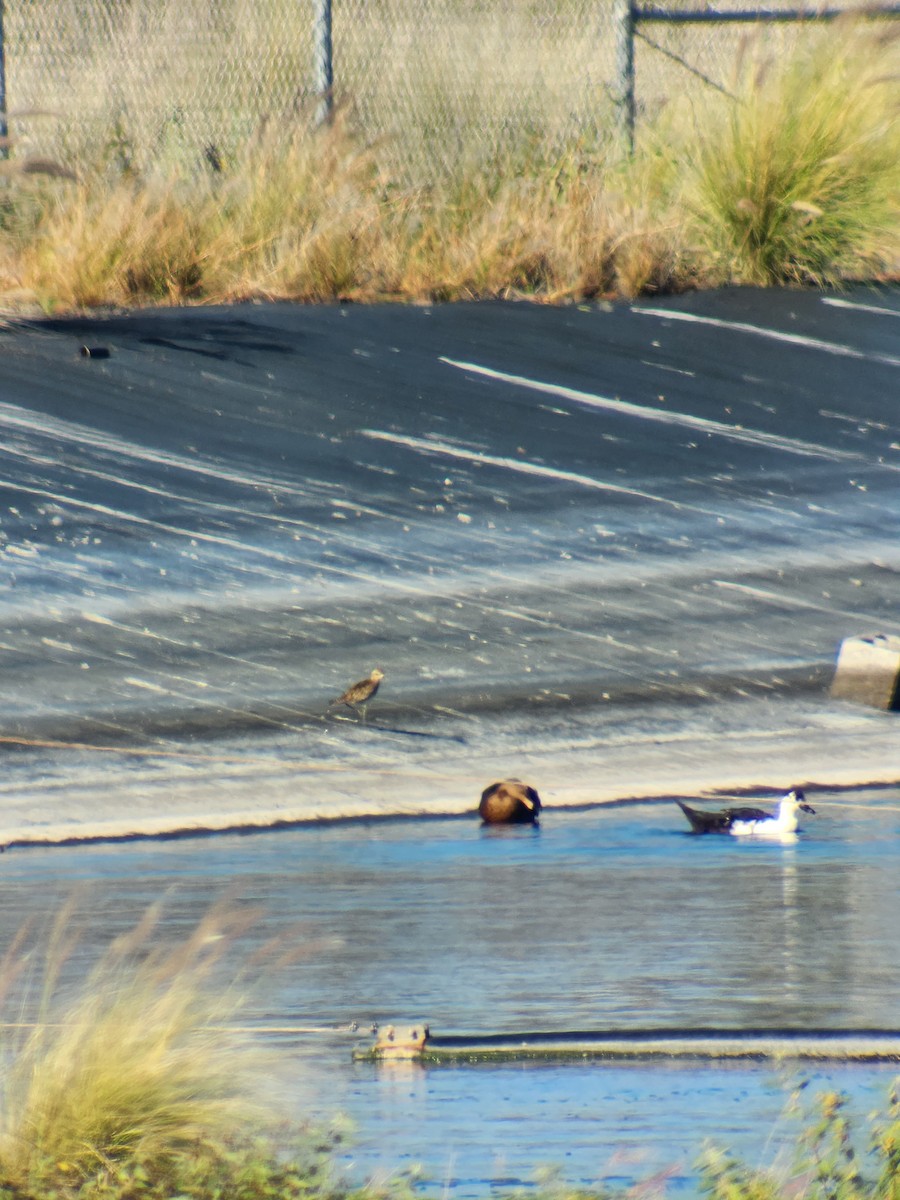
<box><xmin>373</xmin><ymin>1022</ymin><xmax>430</xmax><ymax>1059</ymax></box>
<box><xmin>831</xmin><ymin>633</ymin><xmax>900</xmax><ymax>711</ymax></box>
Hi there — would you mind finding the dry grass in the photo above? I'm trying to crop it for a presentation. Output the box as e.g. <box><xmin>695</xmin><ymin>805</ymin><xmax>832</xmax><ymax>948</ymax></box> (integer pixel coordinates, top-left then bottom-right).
<box><xmin>0</xmin><ymin>118</ymin><xmax>692</xmax><ymax>307</ymax></box>
<box><xmin>0</xmin><ymin>18</ymin><xmax>896</xmax><ymax>311</ymax></box>
<box><xmin>0</xmin><ymin>899</ymin><xmax>277</xmax><ymax>1194</ymax></box>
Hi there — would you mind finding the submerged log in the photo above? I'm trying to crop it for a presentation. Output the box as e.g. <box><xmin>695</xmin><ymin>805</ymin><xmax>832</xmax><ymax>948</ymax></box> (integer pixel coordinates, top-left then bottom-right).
<box><xmin>355</xmin><ymin>1024</ymin><xmax>900</xmax><ymax>1064</ymax></box>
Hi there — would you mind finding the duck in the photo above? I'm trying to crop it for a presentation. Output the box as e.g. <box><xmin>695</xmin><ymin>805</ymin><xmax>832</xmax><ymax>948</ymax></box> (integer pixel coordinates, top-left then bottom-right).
<box><xmin>676</xmin><ymin>788</ymin><xmax>815</xmax><ymax>841</ymax></box>
<box><xmin>479</xmin><ymin>779</ymin><xmax>542</xmax><ymax>825</ymax></box>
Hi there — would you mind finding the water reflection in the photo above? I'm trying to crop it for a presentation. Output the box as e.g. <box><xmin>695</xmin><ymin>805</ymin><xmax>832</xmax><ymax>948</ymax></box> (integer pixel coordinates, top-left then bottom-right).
<box><xmin>0</xmin><ymin>797</ymin><xmax>898</xmax><ymax>1032</ymax></box>
<box><xmin>779</xmin><ymin>850</ymin><xmax>801</xmax><ymax>1004</ymax></box>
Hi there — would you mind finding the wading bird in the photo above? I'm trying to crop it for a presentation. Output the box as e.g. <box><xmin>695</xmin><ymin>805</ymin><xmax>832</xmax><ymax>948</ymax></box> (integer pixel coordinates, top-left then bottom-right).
<box><xmin>676</xmin><ymin>788</ymin><xmax>815</xmax><ymax>841</ymax></box>
<box><xmin>479</xmin><ymin>779</ymin><xmax>542</xmax><ymax>825</ymax></box>
<box><xmin>328</xmin><ymin>668</ymin><xmax>384</xmax><ymax>721</ymax></box>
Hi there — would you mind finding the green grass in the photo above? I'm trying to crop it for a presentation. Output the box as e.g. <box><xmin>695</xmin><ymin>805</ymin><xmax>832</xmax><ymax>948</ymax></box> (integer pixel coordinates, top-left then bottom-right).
<box><xmin>685</xmin><ymin>23</ymin><xmax>900</xmax><ymax>286</ymax></box>
<box><xmin>698</xmin><ymin>1085</ymin><xmax>900</xmax><ymax>1200</ymax></box>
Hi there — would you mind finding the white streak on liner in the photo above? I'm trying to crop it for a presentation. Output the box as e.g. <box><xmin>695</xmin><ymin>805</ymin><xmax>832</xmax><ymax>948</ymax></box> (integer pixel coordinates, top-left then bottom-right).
<box><xmin>0</xmin><ymin>475</ymin><xmax>653</xmax><ymax>661</ymax></box>
<box><xmin>0</xmin><ymin>400</ymin><xmax>307</xmax><ymax>496</ymax></box>
<box><xmin>439</xmin><ymin>357</ymin><xmax>867</xmax><ymax>463</ymax></box>
<box><xmin>83</xmin><ymin>613</ymin><xmax>283</xmax><ymax>675</ymax></box>
<box><xmin>712</xmin><ymin>579</ymin><xmax>900</xmax><ymax>630</ymax></box>
<box><xmin>361</xmin><ymin>429</ymin><xmax>711</xmax><ymax>513</ymax></box>
<box><xmin>124</xmin><ymin>677</ymin><xmax>169</xmax><ymax>693</ymax></box>
<box><xmin>1</xmin><ymin>439</ymin><xmax>398</xmax><ymax>532</ymax></box>
<box><xmin>633</xmin><ymin>306</ymin><xmax>900</xmax><ymax>368</ymax></box>
<box><xmin>0</xmin><ymin>477</ymin><xmax>301</xmax><ymax>563</ymax></box>
<box><xmin>822</xmin><ymin>298</ymin><xmax>900</xmax><ymax>319</ymax></box>
<box><xmin>641</xmin><ymin>359</ymin><xmax>697</xmax><ymax>378</ymax></box>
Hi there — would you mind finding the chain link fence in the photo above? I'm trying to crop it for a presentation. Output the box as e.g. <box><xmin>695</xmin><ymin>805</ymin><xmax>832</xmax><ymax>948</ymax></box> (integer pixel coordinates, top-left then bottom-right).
<box><xmin>1</xmin><ymin>0</ymin><xmax>620</xmax><ymax>177</ymax></box>
<box><xmin>0</xmin><ymin>0</ymin><xmax>894</xmax><ymax>180</ymax></box>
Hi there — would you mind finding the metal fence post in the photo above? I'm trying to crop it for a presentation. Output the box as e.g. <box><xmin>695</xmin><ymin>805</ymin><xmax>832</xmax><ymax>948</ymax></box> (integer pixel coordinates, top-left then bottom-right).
<box><xmin>0</xmin><ymin>0</ymin><xmax>8</xmax><ymax>154</ymax></box>
<box><xmin>614</xmin><ymin>0</ymin><xmax>636</xmax><ymax>153</ymax></box>
<box><xmin>314</xmin><ymin>0</ymin><xmax>334</xmax><ymax>125</ymax></box>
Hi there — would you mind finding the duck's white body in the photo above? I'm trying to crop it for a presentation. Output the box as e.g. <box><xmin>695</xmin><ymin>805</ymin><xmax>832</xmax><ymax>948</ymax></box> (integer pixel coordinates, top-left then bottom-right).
<box><xmin>729</xmin><ymin>791</ymin><xmax>810</xmax><ymax>841</ymax></box>
<box><xmin>677</xmin><ymin>788</ymin><xmax>815</xmax><ymax>841</ymax></box>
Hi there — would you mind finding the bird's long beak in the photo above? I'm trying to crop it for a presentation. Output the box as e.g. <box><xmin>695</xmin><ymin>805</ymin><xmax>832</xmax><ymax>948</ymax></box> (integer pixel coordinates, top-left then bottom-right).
<box><xmin>799</xmin><ymin>803</ymin><xmax>816</xmax><ymax>814</ymax></box>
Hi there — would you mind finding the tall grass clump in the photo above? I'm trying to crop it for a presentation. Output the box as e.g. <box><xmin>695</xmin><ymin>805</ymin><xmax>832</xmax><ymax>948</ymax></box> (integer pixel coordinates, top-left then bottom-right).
<box><xmin>685</xmin><ymin>24</ymin><xmax>900</xmax><ymax>286</ymax></box>
<box><xmin>0</xmin><ymin>899</ymin><xmax>339</xmax><ymax>1200</ymax></box>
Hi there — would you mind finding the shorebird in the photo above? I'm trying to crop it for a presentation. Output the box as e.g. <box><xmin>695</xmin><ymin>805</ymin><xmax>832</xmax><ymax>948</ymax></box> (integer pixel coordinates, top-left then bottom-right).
<box><xmin>479</xmin><ymin>779</ymin><xmax>542</xmax><ymax>825</ymax></box>
<box><xmin>676</xmin><ymin>788</ymin><xmax>815</xmax><ymax>841</ymax></box>
<box><xmin>328</xmin><ymin>668</ymin><xmax>384</xmax><ymax>721</ymax></box>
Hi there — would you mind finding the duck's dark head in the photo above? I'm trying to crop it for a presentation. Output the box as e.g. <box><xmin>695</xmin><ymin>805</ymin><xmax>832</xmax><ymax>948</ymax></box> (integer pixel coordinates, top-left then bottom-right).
<box><xmin>791</xmin><ymin>787</ymin><xmax>815</xmax><ymax>814</ymax></box>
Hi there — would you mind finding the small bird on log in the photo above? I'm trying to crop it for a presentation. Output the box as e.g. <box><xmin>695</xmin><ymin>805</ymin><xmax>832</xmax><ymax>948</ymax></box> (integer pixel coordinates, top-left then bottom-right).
<box><xmin>479</xmin><ymin>779</ymin><xmax>542</xmax><ymax>825</ymax></box>
<box><xmin>328</xmin><ymin>668</ymin><xmax>384</xmax><ymax>721</ymax></box>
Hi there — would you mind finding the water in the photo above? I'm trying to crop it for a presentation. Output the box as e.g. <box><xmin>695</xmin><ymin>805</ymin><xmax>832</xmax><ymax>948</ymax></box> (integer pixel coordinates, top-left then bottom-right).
<box><xmin>2</xmin><ymin>796</ymin><xmax>899</xmax><ymax>1030</ymax></box>
<box><xmin>1</xmin><ymin>288</ymin><xmax>899</xmax><ymax>1192</ymax></box>
<box><xmin>0</xmin><ymin>798</ymin><xmax>898</xmax><ymax>1192</ymax></box>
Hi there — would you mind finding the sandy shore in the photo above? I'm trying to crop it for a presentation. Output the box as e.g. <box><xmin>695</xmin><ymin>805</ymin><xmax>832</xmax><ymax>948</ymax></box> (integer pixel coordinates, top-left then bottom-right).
<box><xmin>3</xmin><ymin>724</ymin><xmax>898</xmax><ymax>850</ymax></box>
